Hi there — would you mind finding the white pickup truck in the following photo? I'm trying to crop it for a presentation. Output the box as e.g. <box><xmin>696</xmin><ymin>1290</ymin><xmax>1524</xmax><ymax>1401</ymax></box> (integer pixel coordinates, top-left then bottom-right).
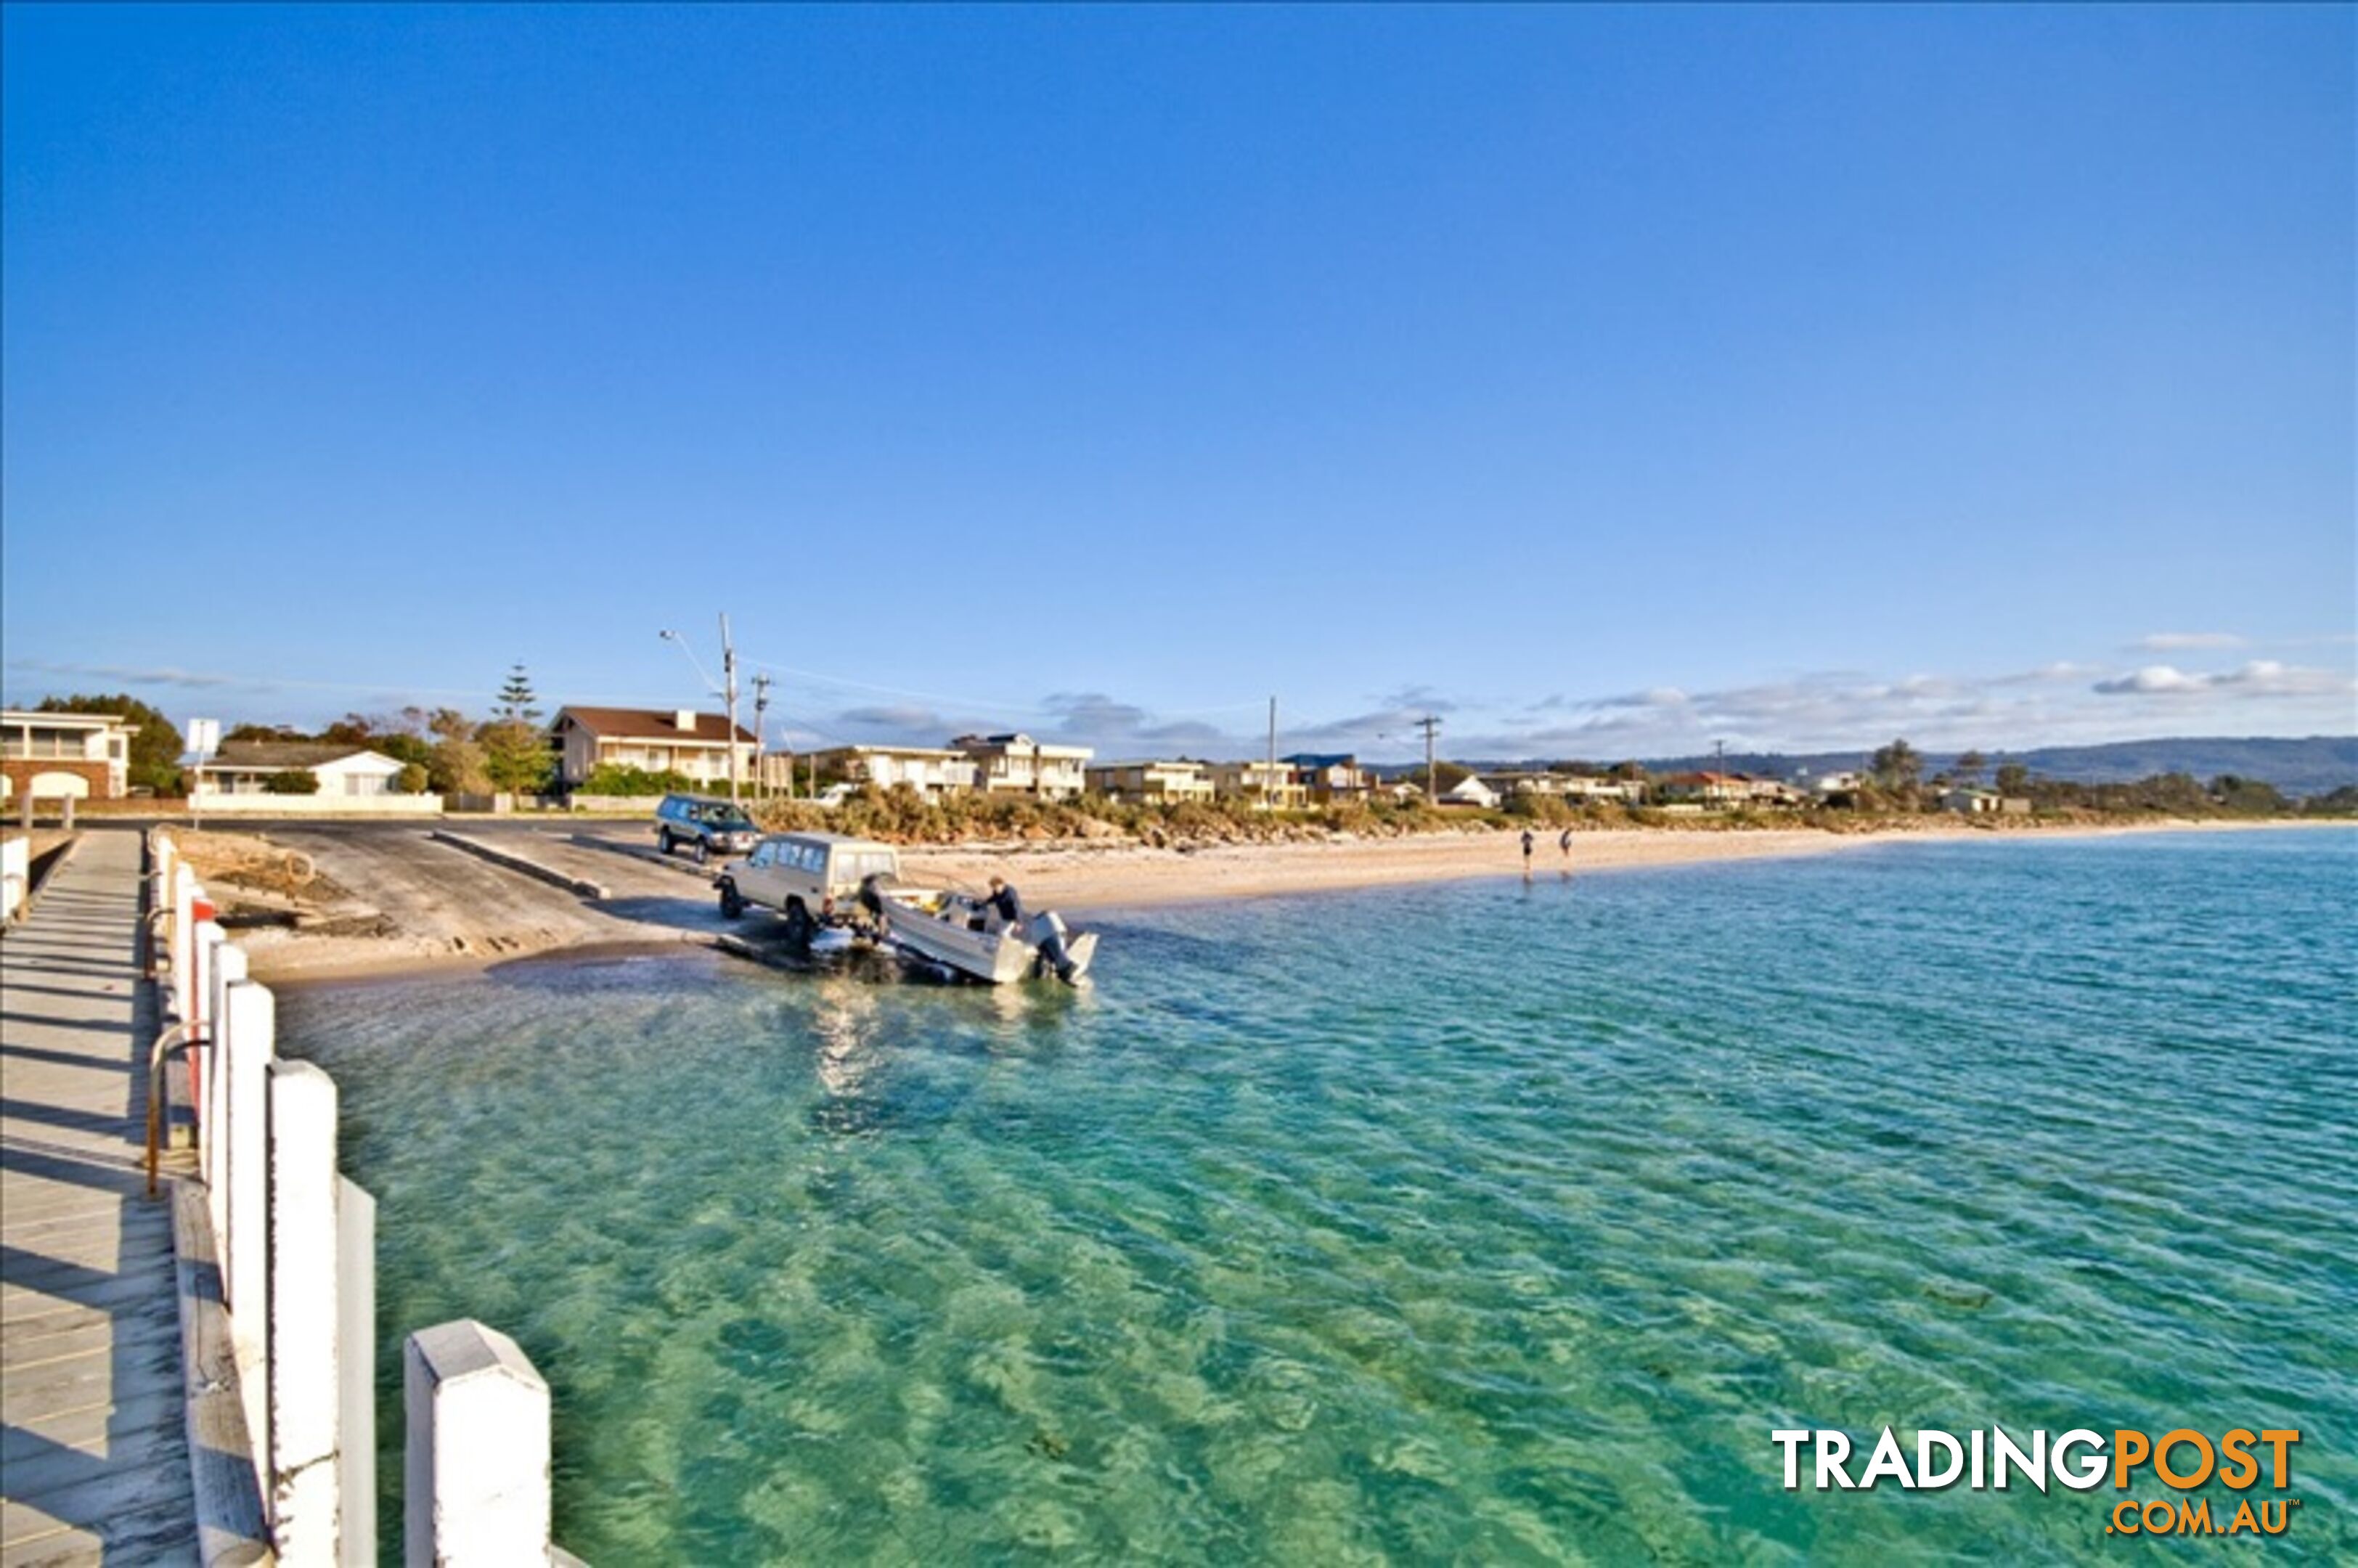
<box><xmin>714</xmin><ymin>831</ymin><xmax>901</xmax><ymax>943</ymax></box>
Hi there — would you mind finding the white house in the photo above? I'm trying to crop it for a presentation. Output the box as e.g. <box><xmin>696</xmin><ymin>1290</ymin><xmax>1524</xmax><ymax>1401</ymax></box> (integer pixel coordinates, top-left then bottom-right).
<box><xmin>1558</xmin><ymin>775</ymin><xmax>1641</xmax><ymax>804</ymax></box>
<box><xmin>1207</xmin><ymin>759</ymin><xmax>1308</xmax><ymax>809</ymax></box>
<box><xmin>551</xmin><ymin>707</ymin><xmax>757</xmax><ymax>791</ymax></box>
<box><xmin>197</xmin><ymin>742</ymin><xmax>408</xmax><ymax>797</ymax></box>
<box><xmin>811</xmin><ymin>745</ymin><xmax>979</xmax><ymax>799</ymax></box>
<box><xmin>1481</xmin><ymin>770</ymin><xmax>1567</xmax><ymax>799</ymax></box>
<box><xmin>1</xmin><ymin>709</ymin><xmax>139</xmax><ymax>800</ymax></box>
<box><xmin>952</xmin><ymin>734</ymin><xmax>1094</xmax><ymax>799</ymax></box>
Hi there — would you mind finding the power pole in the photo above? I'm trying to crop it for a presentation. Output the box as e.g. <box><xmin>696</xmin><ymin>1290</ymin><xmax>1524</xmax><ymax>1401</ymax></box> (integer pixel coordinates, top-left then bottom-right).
<box><xmin>1715</xmin><ymin>737</ymin><xmax>1726</xmax><ymax>808</ymax></box>
<box><xmin>751</xmin><ymin>672</ymin><xmax>772</xmax><ymax>801</ymax></box>
<box><xmin>720</xmin><ymin>611</ymin><xmax>741</xmax><ymax>805</ymax></box>
<box><xmin>1417</xmin><ymin>715</ymin><xmax>1441</xmax><ymax>801</ymax></box>
<box><xmin>1266</xmin><ymin>695</ymin><xmax>1278</xmax><ymax>811</ymax></box>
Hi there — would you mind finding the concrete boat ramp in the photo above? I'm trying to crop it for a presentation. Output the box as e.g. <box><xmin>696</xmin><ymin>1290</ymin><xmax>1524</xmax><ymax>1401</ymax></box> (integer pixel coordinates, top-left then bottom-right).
<box><xmin>1</xmin><ymin>830</ymin><xmax>199</xmax><ymax>1566</ymax></box>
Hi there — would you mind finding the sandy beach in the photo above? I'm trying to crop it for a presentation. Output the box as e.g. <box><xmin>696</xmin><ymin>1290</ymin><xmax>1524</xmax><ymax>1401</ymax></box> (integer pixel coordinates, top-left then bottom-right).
<box><xmin>900</xmin><ymin>825</ymin><xmax>1882</xmax><ymax>913</ymax></box>
<box><xmin>164</xmin><ymin>814</ymin><xmax>2343</xmax><ymax>985</ymax></box>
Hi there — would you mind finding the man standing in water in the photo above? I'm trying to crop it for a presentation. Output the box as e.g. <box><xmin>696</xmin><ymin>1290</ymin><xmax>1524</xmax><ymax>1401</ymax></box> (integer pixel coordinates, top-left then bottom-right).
<box><xmin>1520</xmin><ymin>828</ymin><xmax>1535</xmax><ymax>875</ymax></box>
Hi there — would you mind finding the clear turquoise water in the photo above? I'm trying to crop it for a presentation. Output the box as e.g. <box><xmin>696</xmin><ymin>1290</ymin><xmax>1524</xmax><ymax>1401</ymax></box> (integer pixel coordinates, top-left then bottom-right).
<box><xmin>279</xmin><ymin>830</ymin><xmax>2358</xmax><ymax>1563</ymax></box>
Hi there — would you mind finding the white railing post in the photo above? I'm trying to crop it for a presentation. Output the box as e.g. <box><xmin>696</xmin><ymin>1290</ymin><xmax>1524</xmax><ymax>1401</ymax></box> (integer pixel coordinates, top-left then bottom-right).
<box><xmin>205</xmin><ymin>944</ymin><xmax>250</xmax><ymax>1223</ymax></box>
<box><xmin>404</xmin><ymin>1320</ymin><xmax>552</xmax><ymax>1568</ymax></box>
<box><xmin>267</xmin><ymin>1059</ymin><xmax>343</xmax><ymax>1562</ymax></box>
<box><xmin>189</xmin><ymin>918</ymin><xmax>223</xmax><ymax>1124</ymax></box>
<box><xmin>221</xmin><ymin>979</ymin><xmax>275</xmax><ymax>1471</ymax></box>
<box><xmin>338</xmin><ymin>1178</ymin><xmax>378</xmax><ymax>1568</ymax></box>
<box><xmin>171</xmin><ymin>866</ymin><xmax>197</xmax><ymax>1021</ymax></box>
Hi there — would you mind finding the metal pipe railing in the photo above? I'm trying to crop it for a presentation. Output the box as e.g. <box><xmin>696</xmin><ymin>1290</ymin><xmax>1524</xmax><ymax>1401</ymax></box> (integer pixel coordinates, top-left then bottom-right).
<box><xmin>145</xmin><ymin>1022</ymin><xmax>206</xmax><ymax>1199</ymax></box>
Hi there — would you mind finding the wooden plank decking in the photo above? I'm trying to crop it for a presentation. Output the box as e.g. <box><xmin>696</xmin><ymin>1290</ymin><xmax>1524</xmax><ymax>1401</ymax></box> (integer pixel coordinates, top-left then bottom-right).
<box><xmin>1</xmin><ymin>830</ymin><xmax>200</xmax><ymax>1566</ymax></box>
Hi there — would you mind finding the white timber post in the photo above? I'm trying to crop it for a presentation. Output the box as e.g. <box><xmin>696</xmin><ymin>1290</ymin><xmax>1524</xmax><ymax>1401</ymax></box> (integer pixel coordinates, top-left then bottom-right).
<box><xmin>172</xmin><ymin>865</ymin><xmax>197</xmax><ymax>1022</ymax></box>
<box><xmin>205</xmin><ymin>943</ymin><xmax>250</xmax><ymax>1222</ymax></box>
<box><xmin>222</xmin><ymin>979</ymin><xmax>275</xmax><ymax>1475</ymax></box>
<box><xmin>405</xmin><ymin>1320</ymin><xmax>553</xmax><ymax>1568</ymax></box>
<box><xmin>267</xmin><ymin>1059</ymin><xmax>342</xmax><ymax>1562</ymax></box>
<box><xmin>152</xmin><ymin>833</ymin><xmax>176</xmax><ymax>933</ymax></box>
<box><xmin>189</xmin><ymin>918</ymin><xmax>222</xmax><ymax>1130</ymax></box>
<box><xmin>338</xmin><ymin>1178</ymin><xmax>378</xmax><ymax>1568</ymax></box>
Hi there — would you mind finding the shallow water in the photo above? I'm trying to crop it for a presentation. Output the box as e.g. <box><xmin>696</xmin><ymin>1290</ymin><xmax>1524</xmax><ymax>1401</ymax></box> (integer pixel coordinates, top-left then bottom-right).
<box><xmin>280</xmin><ymin>830</ymin><xmax>2357</xmax><ymax>1563</ymax></box>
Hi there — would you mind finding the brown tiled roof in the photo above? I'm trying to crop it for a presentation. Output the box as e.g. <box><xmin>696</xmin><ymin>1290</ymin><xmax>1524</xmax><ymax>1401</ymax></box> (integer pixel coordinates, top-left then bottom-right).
<box><xmin>212</xmin><ymin>742</ymin><xmax>388</xmax><ymax>769</ymax></box>
<box><xmin>554</xmin><ymin>706</ymin><xmax>754</xmax><ymax>744</ymax></box>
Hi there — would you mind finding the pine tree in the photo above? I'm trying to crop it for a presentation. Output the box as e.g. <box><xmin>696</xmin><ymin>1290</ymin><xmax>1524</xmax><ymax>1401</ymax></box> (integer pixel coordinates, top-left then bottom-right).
<box><xmin>494</xmin><ymin>663</ymin><xmax>541</xmax><ymax>723</ymax></box>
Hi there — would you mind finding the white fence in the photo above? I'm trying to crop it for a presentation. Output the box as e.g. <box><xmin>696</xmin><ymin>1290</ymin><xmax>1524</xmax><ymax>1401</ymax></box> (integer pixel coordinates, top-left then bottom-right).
<box><xmin>189</xmin><ymin>793</ymin><xmax>444</xmax><ymax>816</ymax></box>
<box><xmin>1</xmin><ymin>835</ymin><xmax>26</xmax><ymax>923</ymax></box>
<box><xmin>150</xmin><ymin>831</ymin><xmax>568</xmax><ymax>1566</ymax></box>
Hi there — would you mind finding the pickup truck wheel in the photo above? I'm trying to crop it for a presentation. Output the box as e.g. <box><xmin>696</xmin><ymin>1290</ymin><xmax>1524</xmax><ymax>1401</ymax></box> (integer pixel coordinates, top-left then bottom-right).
<box><xmin>784</xmin><ymin>900</ymin><xmax>815</xmax><ymax>944</ymax></box>
<box><xmin>693</xmin><ymin>840</ymin><xmax>709</xmax><ymax>865</ymax></box>
<box><xmin>658</xmin><ymin>829</ymin><xmax>675</xmax><ymax>856</ymax></box>
<box><xmin>718</xmin><ymin>882</ymin><xmax>746</xmax><ymax>919</ymax></box>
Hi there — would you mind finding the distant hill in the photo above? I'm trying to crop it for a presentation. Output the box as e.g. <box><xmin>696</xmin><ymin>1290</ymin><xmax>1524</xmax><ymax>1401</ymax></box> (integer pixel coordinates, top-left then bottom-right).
<box><xmin>1419</xmin><ymin>736</ymin><xmax>2358</xmax><ymax>797</ymax></box>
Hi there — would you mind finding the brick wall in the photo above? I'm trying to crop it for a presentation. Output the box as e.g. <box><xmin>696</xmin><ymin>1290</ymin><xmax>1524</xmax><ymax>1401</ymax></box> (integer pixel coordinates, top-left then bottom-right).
<box><xmin>0</xmin><ymin>759</ymin><xmax>114</xmax><ymax>799</ymax></box>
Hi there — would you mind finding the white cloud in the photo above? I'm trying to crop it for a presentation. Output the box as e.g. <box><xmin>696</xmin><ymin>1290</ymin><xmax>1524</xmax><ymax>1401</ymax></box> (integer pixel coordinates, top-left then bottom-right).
<box><xmin>2092</xmin><ymin>660</ymin><xmax>2354</xmax><ymax>698</ymax></box>
<box><xmin>2133</xmin><ymin>632</ymin><xmax>2245</xmax><ymax>651</ymax></box>
<box><xmin>8</xmin><ymin>658</ymin><xmax>246</xmax><ymax>690</ymax></box>
<box><xmin>2093</xmin><ymin>665</ymin><xmax>2206</xmax><ymax>695</ymax></box>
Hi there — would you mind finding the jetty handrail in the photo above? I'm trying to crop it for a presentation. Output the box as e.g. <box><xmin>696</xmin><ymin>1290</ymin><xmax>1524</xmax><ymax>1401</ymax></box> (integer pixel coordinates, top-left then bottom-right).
<box><xmin>144</xmin><ymin>1021</ymin><xmax>205</xmax><ymax>1199</ymax></box>
<box><xmin>141</xmin><ymin>905</ymin><xmax>175</xmax><ymax>980</ymax></box>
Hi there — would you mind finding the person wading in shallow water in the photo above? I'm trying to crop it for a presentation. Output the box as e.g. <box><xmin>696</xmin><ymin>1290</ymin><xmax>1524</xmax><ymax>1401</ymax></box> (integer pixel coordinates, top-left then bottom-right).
<box><xmin>1521</xmin><ymin>828</ymin><xmax>1535</xmax><ymax>875</ymax></box>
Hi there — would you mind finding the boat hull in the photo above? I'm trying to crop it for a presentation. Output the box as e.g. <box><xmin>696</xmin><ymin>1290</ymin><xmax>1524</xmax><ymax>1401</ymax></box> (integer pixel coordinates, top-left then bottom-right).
<box><xmin>879</xmin><ymin>892</ymin><xmax>1096</xmax><ymax>984</ymax></box>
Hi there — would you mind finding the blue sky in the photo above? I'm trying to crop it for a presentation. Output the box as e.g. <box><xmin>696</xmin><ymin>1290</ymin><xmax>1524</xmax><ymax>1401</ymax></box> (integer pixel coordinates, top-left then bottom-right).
<box><xmin>4</xmin><ymin>4</ymin><xmax>2351</xmax><ymax>760</ymax></box>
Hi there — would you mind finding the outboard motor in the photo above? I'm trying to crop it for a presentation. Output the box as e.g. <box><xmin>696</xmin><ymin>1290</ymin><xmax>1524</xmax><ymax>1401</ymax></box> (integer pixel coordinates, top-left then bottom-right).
<box><xmin>1027</xmin><ymin>910</ymin><xmax>1079</xmax><ymax>984</ymax></box>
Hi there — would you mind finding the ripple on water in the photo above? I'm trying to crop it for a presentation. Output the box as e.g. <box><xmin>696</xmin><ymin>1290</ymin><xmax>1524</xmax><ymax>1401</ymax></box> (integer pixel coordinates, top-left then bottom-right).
<box><xmin>278</xmin><ymin>830</ymin><xmax>2358</xmax><ymax>1562</ymax></box>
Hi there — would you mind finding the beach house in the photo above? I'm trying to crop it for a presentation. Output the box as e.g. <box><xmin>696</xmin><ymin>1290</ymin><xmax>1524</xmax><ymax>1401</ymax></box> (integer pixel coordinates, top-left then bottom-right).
<box><xmin>1208</xmin><ymin>760</ymin><xmax>1309</xmax><ymax>809</ymax></box>
<box><xmin>0</xmin><ymin>709</ymin><xmax>139</xmax><ymax>801</ymax></box>
<box><xmin>1557</xmin><ymin>774</ymin><xmax>1641</xmax><ymax>804</ymax></box>
<box><xmin>1480</xmin><ymin>770</ymin><xmax>1567</xmax><ymax>800</ymax></box>
<box><xmin>809</xmin><ymin>745</ymin><xmax>978</xmax><ymax>799</ymax></box>
<box><xmin>1807</xmin><ymin>769</ymin><xmax>1869</xmax><ymax>801</ymax></box>
<box><xmin>550</xmin><ymin>706</ymin><xmax>758</xmax><ymax>791</ymax></box>
<box><xmin>1085</xmin><ymin>759</ymin><xmax>1216</xmax><ymax>804</ymax></box>
<box><xmin>197</xmin><ymin>741</ymin><xmax>408</xmax><ymax>797</ymax></box>
<box><xmin>1281</xmin><ymin>754</ymin><xmax>1371</xmax><ymax>804</ymax></box>
<box><xmin>1440</xmin><ymin>775</ymin><xmax>1500</xmax><ymax>809</ymax></box>
<box><xmin>1654</xmin><ymin>772</ymin><xmax>1748</xmax><ymax>808</ymax></box>
<box><xmin>953</xmin><ymin>734</ymin><xmax>1094</xmax><ymax>799</ymax></box>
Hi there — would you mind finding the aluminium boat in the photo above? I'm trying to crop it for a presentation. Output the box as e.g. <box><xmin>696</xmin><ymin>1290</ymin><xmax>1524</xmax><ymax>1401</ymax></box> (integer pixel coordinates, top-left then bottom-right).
<box><xmin>870</xmin><ymin>885</ymin><xmax>1098</xmax><ymax>985</ymax></box>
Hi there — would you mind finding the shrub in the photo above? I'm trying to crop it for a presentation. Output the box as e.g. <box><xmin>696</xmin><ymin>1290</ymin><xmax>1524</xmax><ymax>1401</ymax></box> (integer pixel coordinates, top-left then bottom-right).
<box><xmin>262</xmin><ymin>769</ymin><xmax>320</xmax><ymax>796</ymax></box>
<box><xmin>579</xmin><ymin>764</ymin><xmax>699</xmax><ymax>797</ymax></box>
